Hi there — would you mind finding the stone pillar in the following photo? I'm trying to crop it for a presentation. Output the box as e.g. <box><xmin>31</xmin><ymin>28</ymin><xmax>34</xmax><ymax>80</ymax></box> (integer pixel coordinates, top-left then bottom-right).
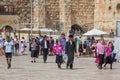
<box><xmin>59</xmin><ymin>0</ymin><xmax>71</xmax><ymax>34</ymax></box>
<box><xmin>59</xmin><ymin>0</ymin><xmax>65</xmax><ymax>33</ymax></box>
<box><xmin>39</xmin><ymin>0</ymin><xmax>45</xmax><ymax>28</ymax></box>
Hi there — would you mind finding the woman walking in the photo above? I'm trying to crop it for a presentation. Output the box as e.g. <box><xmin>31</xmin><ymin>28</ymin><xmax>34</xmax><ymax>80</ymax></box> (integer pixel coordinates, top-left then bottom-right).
<box><xmin>14</xmin><ymin>36</ymin><xmax>19</xmax><ymax>55</ymax></box>
<box><xmin>20</xmin><ymin>41</ymin><xmax>25</xmax><ymax>55</ymax></box>
<box><xmin>78</xmin><ymin>42</ymin><xmax>83</xmax><ymax>56</ymax></box>
<box><xmin>91</xmin><ymin>42</ymin><xmax>96</xmax><ymax>57</ymax></box>
<box><xmin>104</xmin><ymin>42</ymin><xmax>113</xmax><ymax>69</ymax></box>
<box><xmin>52</xmin><ymin>40</ymin><xmax>64</xmax><ymax>69</ymax></box>
<box><xmin>31</xmin><ymin>38</ymin><xmax>38</xmax><ymax>63</ymax></box>
<box><xmin>49</xmin><ymin>37</ymin><xmax>54</xmax><ymax>56</ymax></box>
<box><xmin>96</xmin><ymin>39</ymin><xmax>105</xmax><ymax>69</ymax></box>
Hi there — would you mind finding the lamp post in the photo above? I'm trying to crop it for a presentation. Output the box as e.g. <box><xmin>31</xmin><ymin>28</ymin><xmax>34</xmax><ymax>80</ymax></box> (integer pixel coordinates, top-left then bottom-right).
<box><xmin>30</xmin><ymin>0</ymin><xmax>33</xmax><ymax>36</ymax></box>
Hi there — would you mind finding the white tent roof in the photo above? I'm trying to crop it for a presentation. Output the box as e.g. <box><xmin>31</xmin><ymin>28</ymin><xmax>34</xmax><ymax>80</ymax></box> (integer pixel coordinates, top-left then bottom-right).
<box><xmin>83</xmin><ymin>29</ymin><xmax>107</xmax><ymax>36</ymax></box>
<box><xmin>20</xmin><ymin>28</ymin><xmax>31</xmax><ymax>31</ymax></box>
<box><xmin>40</xmin><ymin>28</ymin><xmax>54</xmax><ymax>32</ymax></box>
<box><xmin>54</xmin><ymin>30</ymin><xmax>58</xmax><ymax>32</ymax></box>
<box><xmin>20</xmin><ymin>27</ymin><xmax>54</xmax><ymax>32</ymax></box>
<box><xmin>32</xmin><ymin>28</ymin><xmax>40</xmax><ymax>31</ymax></box>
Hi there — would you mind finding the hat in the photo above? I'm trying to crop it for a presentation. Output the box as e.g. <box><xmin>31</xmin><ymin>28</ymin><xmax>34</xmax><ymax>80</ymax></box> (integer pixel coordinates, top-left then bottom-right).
<box><xmin>68</xmin><ymin>35</ymin><xmax>73</xmax><ymax>38</ymax></box>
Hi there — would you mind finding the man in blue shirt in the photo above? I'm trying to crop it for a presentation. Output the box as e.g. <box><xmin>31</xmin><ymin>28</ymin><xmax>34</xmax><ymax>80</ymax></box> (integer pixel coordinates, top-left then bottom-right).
<box><xmin>59</xmin><ymin>33</ymin><xmax>66</xmax><ymax>52</ymax></box>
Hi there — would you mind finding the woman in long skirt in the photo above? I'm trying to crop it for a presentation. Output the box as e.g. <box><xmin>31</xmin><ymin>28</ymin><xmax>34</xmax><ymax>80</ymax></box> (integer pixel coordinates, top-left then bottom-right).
<box><xmin>104</xmin><ymin>42</ymin><xmax>113</xmax><ymax>69</ymax></box>
<box><xmin>96</xmin><ymin>39</ymin><xmax>105</xmax><ymax>69</ymax></box>
<box><xmin>20</xmin><ymin>41</ymin><xmax>25</xmax><ymax>55</ymax></box>
<box><xmin>78</xmin><ymin>42</ymin><xmax>83</xmax><ymax>56</ymax></box>
<box><xmin>31</xmin><ymin>38</ymin><xmax>38</xmax><ymax>63</ymax></box>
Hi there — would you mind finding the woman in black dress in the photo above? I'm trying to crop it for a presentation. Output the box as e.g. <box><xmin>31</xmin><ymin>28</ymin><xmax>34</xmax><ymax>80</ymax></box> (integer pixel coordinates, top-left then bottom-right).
<box><xmin>78</xmin><ymin>42</ymin><xmax>83</xmax><ymax>56</ymax></box>
<box><xmin>31</xmin><ymin>38</ymin><xmax>38</xmax><ymax>63</ymax></box>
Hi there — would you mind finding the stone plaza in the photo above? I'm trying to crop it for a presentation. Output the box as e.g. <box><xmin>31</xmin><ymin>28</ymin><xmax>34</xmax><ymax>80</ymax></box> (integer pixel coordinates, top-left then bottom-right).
<box><xmin>0</xmin><ymin>52</ymin><xmax>120</xmax><ymax>80</ymax></box>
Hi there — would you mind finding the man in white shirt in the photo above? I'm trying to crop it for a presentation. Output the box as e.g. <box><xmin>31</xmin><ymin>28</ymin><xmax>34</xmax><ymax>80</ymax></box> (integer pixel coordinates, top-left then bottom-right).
<box><xmin>4</xmin><ymin>37</ymin><xmax>13</xmax><ymax>69</ymax></box>
<box><xmin>41</xmin><ymin>35</ymin><xmax>49</xmax><ymax>63</ymax></box>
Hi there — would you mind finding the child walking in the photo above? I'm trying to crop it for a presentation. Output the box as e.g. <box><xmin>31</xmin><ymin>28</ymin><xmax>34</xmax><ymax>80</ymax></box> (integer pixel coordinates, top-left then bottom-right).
<box><xmin>52</xmin><ymin>40</ymin><xmax>64</xmax><ymax>69</ymax></box>
<box><xmin>20</xmin><ymin>41</ymin><xmax>25</xmax><ymax>55</ymax></box>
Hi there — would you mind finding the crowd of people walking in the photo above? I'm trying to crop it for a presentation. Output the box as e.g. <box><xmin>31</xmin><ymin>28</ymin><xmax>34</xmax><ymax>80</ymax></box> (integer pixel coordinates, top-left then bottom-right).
<box><xmin>0</xmin><ymin>33</ymin><xmax>116</xmax><ymax>70</ymax></box>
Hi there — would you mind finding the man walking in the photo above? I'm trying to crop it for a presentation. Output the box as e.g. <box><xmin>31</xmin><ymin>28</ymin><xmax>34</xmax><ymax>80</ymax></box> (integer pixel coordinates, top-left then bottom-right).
<box><xmin>65</xmin><ymin>35</ymin><xmax>75</xmax><ymax>69</ymax></box>
<box><xmin>4</xmin><ymin>37</ymin><xmax>14</xmax><ymax>69</ymax></box>
<box><xmin>41</xmin><ymin>35</ymin><xmax>49</xmax><ymax>63</ymax></box>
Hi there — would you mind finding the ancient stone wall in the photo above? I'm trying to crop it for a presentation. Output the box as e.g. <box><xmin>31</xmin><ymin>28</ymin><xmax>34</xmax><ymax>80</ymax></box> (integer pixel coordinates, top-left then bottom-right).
<box><xmin>70</xmin><ymin>0</ymin><xmax>94</xmax><ymax>31</ymax></box>
<box><xmin>0</xmin><ymin>0</ymin><xmax>31</xmax><ymax>28</ymax></box>
<box><xmin>1</xmin><ymin>0</ymin><xmax>120</xmax><ymax>33</ymax></box>
<box><xmin>94</xmin><ymin>0</ymin><xmax>120</xmax><ymax>32</ymax></box>
<box><xmin>37</xmin><ymin>0</ymin><xmax>95</xmax><ymax>33</ymax></box>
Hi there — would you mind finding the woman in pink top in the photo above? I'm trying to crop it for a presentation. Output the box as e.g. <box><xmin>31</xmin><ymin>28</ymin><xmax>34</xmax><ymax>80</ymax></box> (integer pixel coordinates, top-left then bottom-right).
<box><xmin>52</xmin><ymin>40</ymin><xmax>64</xmax><ymax>69</ymax></box>
<box><xmin>104</xmin><ymin>42</ymin><xmax>113</xmax><ymax>69</ymax></box>
<box><xmin>97</xmin><ymin>39</ymin><xmax>105</xmax><ymax>69</ymax></box>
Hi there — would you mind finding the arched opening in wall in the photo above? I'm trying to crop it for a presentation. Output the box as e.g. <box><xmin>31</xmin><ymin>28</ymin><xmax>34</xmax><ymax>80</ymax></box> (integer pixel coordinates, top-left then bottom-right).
<box><xmin>70</xmin><ymin>24</ymin><xmax>86</xmax><ymax>36</ymax></box>
<box><xmin>1</xmin><ymin>25</ymin><xmax>13</xmax><ymax>37</ymax></box>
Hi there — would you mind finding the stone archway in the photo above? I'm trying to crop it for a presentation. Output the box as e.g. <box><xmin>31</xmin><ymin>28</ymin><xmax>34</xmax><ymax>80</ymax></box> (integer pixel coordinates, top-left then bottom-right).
<box><xmin>70</xmin><ymin>24</ymin><xmax>86</xmax><ymax>36</ymax></box>
<box><xmin>1</xmin><ymin>25</ymin><xmax>13</xmax><ymax>37</ymax></box>
<box><xmin>2</xmin><ymin>25</ymin><xmax>13</xmax><ymax>31</ymax></box>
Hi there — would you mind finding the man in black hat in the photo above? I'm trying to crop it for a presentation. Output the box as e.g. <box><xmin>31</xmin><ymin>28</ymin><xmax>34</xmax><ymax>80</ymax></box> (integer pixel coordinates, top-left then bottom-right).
<box><xmin>65</xmin><ymin>35</ymin><xmax>75</xmax><ymax>69</ymax></box>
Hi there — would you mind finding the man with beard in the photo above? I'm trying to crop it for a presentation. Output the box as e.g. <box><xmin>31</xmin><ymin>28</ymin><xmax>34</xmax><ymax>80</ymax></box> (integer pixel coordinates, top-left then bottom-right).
<box><xmin>65</xmin><ymin>35</ymin><xmax>75</xmax><ymax>69</ymax></box>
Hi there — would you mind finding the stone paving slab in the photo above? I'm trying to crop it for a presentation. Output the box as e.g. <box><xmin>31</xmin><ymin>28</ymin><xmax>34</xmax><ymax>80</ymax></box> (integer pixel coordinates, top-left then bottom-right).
<box><xmin>0</xmin><ymin>55</ymin><xmax>120</xmax><ymax>80</ymax></box>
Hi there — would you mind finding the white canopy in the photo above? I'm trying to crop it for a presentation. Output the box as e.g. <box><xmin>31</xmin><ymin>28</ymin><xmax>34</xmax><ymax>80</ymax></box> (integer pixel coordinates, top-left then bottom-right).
<box><xmin>54</xmin><ymin>30</ymin><xmax>58</xmax><ymax>32</ymax></box>
<box><xmin>20</xmin><ymin>27</ymin><xmax>54</xmax><ymax>32</ymax></box>
<box><xmin>83</xmin><ymin>29</ymin><xmax>107</xmax><ymax>36</ymax></box>
<box><xmin>32</xmin><ymin>28</ymin><xmax>40</xmax><ymax>31</ymax></box>
<box><xmin>40</xmin><ymin>28</ymin><xmax>54</xmax><ymax>32</ymax></box>
<box><xmin>20</xmin><ymin>28</ymin><xmax>31</xmax><ymax>31</ymax></box>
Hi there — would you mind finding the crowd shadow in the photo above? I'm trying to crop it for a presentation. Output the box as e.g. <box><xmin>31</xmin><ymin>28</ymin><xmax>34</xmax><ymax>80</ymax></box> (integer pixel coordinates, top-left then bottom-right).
<box><xmin>11</xmin><ymin>67</ymin><xmax>24</xmax><ymax>70</ymax></box>
<box><xmin>38</xmin><ymin>61</ymin><xmax>55</xmax><ymax>64</ymax></box>
<box><xmin>61</xmin><ymin>67</ymin><xmax>85</xmax><ymax>70</ymax></box>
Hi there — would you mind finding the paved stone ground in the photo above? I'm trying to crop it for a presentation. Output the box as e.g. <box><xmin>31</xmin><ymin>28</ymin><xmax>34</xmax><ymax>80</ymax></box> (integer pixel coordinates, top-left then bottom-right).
<box><xmin>0</xmin><ymin>54</ymin><xmax>120</xmax><ymax>80</ymax></box>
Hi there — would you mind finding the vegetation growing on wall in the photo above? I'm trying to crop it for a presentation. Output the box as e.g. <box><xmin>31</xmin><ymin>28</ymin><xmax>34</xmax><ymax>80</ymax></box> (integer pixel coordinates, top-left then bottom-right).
<box><xmin>108</xmin><ymin>6</ymin><xmax>111</xmax><ymax>10</ymax></box>
<box><xmin>116</xmin><ymin>3</ymin><xmax>120</xmax><ymax>12</ymax></box>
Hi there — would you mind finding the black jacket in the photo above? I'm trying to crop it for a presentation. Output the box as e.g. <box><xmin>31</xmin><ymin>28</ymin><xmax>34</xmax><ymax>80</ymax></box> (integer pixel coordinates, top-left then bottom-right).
<box><xmin>41</xmin><ymin>40</ymin><xmax>49</xmax><ymax>49</ymax></box>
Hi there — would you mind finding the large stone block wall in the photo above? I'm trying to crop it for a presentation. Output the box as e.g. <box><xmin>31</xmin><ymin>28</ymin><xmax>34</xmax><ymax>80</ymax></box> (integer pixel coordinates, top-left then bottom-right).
<box><xmin>35</xmin><ymin>0</ymin><xmax>95</xmax><ymax>33</ymax></box>
<box><xmin>94</xmin><ymin>0</ymin><xmax>120</xmax><ymax>32</ymax></box>
<box><xmin>0</xmin><ymin>15</ymin><xmax>19</xmax><ymax>29</ymax></box>
<box><xmin>1</xmin><ymin>0</ymin><xmax>120</xmax><ymax>34</ymax></box>
<box><xmin>0</xmin><ymin>0</ymin><xmax>31</xmax><ymax>28</ymax></box>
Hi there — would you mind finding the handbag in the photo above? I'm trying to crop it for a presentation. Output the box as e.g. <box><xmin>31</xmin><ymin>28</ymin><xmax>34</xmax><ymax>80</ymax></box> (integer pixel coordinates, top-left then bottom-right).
<box><xmin>0</xmin><ymin>48</ymin><xmax>4</xmax><ymax>56</ymax></box>
<box><xmin>62</xmin><ymin>54</ymin><xmax>68</xmax><ymax>63</ymax></box>
<box><xmin>95</xmin><ymin>57</ymin><xmax>100</xmax><ymax>63</ymax></box>
<box><xmin>24</xmin><ymin>45</ymin><xmax>27</xmax><ymax>48</ymax></box>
